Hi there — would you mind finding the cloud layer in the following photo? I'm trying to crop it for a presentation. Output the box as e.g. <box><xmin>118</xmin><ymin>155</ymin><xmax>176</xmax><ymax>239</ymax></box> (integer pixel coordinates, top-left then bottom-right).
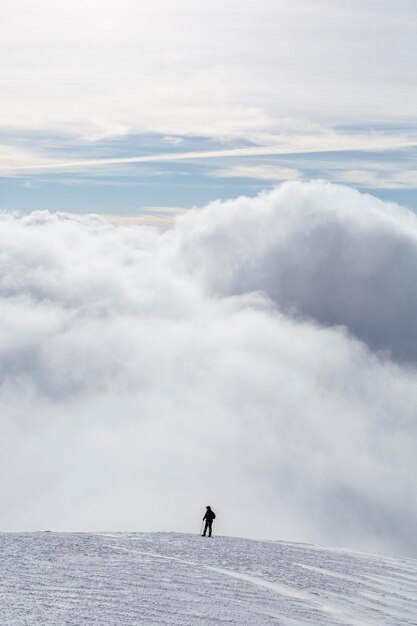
<box><xmin>2</xmin><ymin>0</ymin><xmax>417</xmax><ymax>141</ymax></box>
<box><xmin>175</xmin><ymin>182</ymin><xmax>417</xmax><ymax>362</ymax></box>
<box><xmin>1</xmin><ymin>181</ymin><xmax>417</xmax><ymax>557</ymax></box>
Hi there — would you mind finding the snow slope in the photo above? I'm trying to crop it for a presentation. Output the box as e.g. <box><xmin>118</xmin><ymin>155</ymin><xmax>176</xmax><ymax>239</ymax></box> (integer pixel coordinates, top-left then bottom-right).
<box><xmin>0</xmin><ymin>532</ymin><xmax>416</xmax><ymax>625</ymax></box>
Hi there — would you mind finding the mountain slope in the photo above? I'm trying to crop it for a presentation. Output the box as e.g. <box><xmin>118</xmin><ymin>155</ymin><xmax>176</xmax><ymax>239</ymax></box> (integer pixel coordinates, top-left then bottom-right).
<box><xmin>0</xmin><ymin>532</ymin><xmax>416</xmax><ymax>625</ymax></box>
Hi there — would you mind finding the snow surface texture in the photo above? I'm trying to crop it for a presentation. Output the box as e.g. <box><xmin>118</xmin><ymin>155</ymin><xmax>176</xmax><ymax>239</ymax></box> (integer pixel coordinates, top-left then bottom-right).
<box><xmin>0</xmin><ymin>532</ymin><xmax>416</xmax><ymax>625</ymax></box>
<box><xmin>1</xmin><ymin>181</ymin><xmax>417</xmax><ymax>556</ymax></box>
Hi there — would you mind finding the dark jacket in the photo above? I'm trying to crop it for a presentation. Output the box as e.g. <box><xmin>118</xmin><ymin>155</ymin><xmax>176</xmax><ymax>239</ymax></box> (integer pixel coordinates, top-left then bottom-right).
<box><xmin>203</xmin><ymin>508</ymin><xmax>216</xmax><ymax>522</ymax></box>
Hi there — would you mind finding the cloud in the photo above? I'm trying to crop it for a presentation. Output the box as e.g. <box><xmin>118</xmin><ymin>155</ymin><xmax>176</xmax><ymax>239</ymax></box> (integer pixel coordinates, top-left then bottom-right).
<box><xmin>1</xmin><ymin>1</ymin><xmax>417</xmax><ymax>143</ymax></box>
<box><xmin>0</xmin><ymin>144</ymin><xmax>59</xmax><ymax>176</ymax></box>
<box><xmin>1</xmin><ymin>182</ymin><xmax>417</xmax><ymax>558</ymax></box>
<box><xmin>163</xmin><ymin>136</ymin><xmax>184</xmax><ymax>146</ymax></box>
<box><xmin>104</xmin><ymin>208</ymin><xmax>187</xmax><ymax>230</ymax></box>
<box><xmin>214</xmin><ymin>165</ymin><xmax>301</xmax><ymax>181</ymax></box>
<box><xmin>338</xmin><ymin>168</ymin><xmax>417</xmax><ymax>189</ymax></box>
<box><xmin>175</xmin><ymin>181</ymin><xmax>417</xmax><ymax>362</ymax></box>
<box><xmin>2</xmin><ymin>133</ymin><xmax>416</xmax><ymax>176</ymax></box>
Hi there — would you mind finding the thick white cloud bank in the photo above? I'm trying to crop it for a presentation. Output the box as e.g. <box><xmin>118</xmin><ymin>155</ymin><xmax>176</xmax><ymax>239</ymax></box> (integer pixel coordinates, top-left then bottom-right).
<box><xmin>1</xmin><ymin>181</ymin><xmax>417</xmax><ymax>557</ymax></box>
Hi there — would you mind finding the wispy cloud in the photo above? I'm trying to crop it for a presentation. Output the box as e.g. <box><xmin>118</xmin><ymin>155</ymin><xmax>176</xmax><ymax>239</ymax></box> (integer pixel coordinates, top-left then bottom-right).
<box><xmin>337</xmin><ymin>168</ymin><xmax>417</xmax><ymax>189</ymax></box>
<box><xmin>0</xmin><ymin>145</ymin><xmax>59</xmax><ymax>176</ymax></box>
<box><xmin>104</xmin><ymin>207</ymin><xmax>187</xmax><ymax>230</ymax></box>
<box><xmin>163</xmin><ymin>136</ymin><xmax>184</xmax><ymax>146</ymax></box>
<box><xmin>214</xmin><ymin>165</ymin><xmax>301</xmax><ymax>181</ymax></box>
<box><xmin>2</xmin><ymin>133</ymin><xmax>416</xmax><ymax>175</ymax></box>
<box><xmin>1</xmin><ymin>1</ymin><xmax>417</xmax><ymax>143</ymax></box>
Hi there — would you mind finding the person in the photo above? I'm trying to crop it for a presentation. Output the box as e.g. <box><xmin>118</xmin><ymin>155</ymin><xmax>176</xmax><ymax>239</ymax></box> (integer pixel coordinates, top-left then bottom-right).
<box><xmin>202</xmin><ymin>505</ymin><xmax>216</xmax><ymax>537</ymax></box>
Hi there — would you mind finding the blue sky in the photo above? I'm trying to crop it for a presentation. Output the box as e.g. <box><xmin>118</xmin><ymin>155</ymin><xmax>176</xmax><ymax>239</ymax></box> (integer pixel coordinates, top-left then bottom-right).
<box><xmin>1</xmin><ymin>0</ymin><xmax>417</xmax><ymax>220</ymax></box>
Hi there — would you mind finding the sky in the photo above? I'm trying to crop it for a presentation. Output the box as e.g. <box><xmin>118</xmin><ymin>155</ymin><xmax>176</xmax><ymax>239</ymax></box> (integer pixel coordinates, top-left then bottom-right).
<box><xmin>1</xmin><ymin>1</ymin><xmax>417</xmax><ymax>557</ymax></box>
<box><xmin>1</xmin><ymin>0</ymin><xmax>417</xmax><ymax>217</ymax></box>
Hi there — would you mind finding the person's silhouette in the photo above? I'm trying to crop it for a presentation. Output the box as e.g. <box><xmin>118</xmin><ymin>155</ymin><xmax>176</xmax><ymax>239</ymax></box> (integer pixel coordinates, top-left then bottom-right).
<box><xmin>202</xmin><ymin>505</ymin><xmax>216</xmax><ymax>537</ymax></box>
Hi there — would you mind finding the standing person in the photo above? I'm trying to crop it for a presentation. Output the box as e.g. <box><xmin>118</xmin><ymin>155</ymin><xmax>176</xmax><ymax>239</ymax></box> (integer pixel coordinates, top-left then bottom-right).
<box><xmin>202</xmin><ymin>505</ymin><xmax>216</xmax><ymax>537</ymax></box>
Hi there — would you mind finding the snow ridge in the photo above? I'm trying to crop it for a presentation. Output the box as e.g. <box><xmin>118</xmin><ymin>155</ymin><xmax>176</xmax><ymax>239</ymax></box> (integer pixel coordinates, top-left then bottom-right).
<box><xmin>0</xmin><ymin>532</ymin><xmax>416</xmax><ymax>625</ymax></box>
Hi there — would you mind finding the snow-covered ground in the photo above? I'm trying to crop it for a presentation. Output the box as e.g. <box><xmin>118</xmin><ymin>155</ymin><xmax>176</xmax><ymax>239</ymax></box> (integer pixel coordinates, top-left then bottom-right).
<box><xmin>0</xmin><ymin>532</ymin><xmax>416</xmax><ymax>625</ymax></box>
